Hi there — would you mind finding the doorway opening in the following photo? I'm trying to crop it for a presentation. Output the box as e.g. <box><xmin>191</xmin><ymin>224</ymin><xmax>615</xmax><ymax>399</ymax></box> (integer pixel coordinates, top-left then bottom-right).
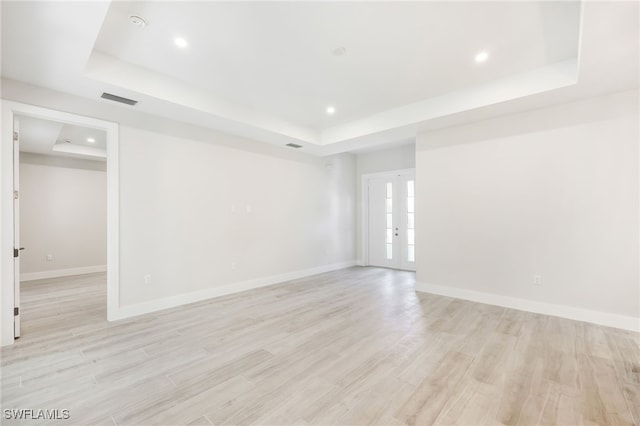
<box><xmin>2</xmin><ymin>101</ymin><xmax>119</xmax><ymax>346</ymax></box>
<box><xmin>15</xmin><ymin>114</ymin><xmax>108</xmax><ymax>338</ymax></box>
<box><xmin>362</xmin><ymin>169</ymin><xmax>416</xmax><ymax>271</ymax></box>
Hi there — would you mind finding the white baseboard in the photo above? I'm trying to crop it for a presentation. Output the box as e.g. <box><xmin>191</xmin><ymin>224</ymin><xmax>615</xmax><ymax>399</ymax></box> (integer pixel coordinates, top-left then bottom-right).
<box><xmin>21</xmin><ymin>265</ymin><xmax>107</xmax><ymax>282</ymax></box>
<box><xmin>415</xmin><ymin>282</ymin><xmax>640</xmax><ymax>332</ymax></box>
<box><xmin>110</xmin><ymin>261</ymin><xmax>357</xmax><ymax>321</ymax></box>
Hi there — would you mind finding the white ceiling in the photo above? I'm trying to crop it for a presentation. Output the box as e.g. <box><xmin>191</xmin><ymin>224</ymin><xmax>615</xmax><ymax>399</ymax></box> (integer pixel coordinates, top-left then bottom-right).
<box><xmin>17</xmin><ymin>115</ymin><xmax>107</xmax><ymax>161</ymax></box>
<box><xmin>18</xmin><ymin>116</ymin><xmax>64</xmax><ymax>155</ymax></box>
<box><xmin>95</xmin><ymin>1</ymin><xmax>579</xmax><ymax>129</ymax></box>
<box><xmin>1</xmin><ymin>1</ymin><xmax>638</xmax><ymax>155</ymax></box>
<box><xmin>57</xmin><ymin>124</ymin><xmax>107</xmax><ymax>149</ymax></box>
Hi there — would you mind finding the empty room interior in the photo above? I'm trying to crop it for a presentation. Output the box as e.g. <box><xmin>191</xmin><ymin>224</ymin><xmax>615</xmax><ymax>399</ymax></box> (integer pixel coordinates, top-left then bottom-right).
<box><xmin>0</xmin><ymin>1</ymin><xmax>638</xmax><ymax>425</ymax></box>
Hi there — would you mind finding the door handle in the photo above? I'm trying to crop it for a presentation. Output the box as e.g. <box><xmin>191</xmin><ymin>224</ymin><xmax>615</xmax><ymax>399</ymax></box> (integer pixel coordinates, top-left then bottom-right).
<box><xmin>19</xmin><ymin>248</ymin><xmax>25</xmax><ymax>251</ymax></box>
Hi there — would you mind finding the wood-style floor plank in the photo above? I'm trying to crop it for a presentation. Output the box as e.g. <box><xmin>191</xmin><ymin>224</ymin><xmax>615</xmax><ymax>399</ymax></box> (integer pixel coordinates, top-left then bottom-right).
<box><xmin>1</xmin><ymin>267</ymin><xmax>638</xmax><ymax>425</ymax></box>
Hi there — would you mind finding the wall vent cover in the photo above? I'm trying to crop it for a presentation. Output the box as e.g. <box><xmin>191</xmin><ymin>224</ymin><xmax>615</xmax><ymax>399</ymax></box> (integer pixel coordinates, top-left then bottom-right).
<box><xmin>286</xmin><ymin>143</ymin><xmax>303</xmax><ymax>148</ymax></box>
<box><xmin>101</xmin><ymin>92</ymin><xmax>138</xmax><ymax>106</ymax></box>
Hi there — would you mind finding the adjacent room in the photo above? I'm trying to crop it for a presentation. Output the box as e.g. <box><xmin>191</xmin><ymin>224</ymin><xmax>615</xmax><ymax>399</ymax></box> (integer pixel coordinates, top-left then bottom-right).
<box><xmin>0</xmin><ymin>1</ymin><xmax>638</xmax><ymax>425</ymax></box>
<box><xmin>15</xmin><ymin>115</ymin><xmax>108</xmax><ymax>339</ymax></box>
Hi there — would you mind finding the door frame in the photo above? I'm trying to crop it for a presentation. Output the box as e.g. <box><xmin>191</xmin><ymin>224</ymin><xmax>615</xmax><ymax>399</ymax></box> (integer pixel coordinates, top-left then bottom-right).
<box><xmin>13</xmin><ymin>116</ymin><xmax>20</xmax><ymax>338</ymax></box>
<box><xmin>361</xmin><ymin>168</ymin><xmax>415</xmax><ymax>268</ymax></box>
<box><xmin>1</xmin><ymin>100</ymin><xmax>120</xmax><ymax>346</ymax></box>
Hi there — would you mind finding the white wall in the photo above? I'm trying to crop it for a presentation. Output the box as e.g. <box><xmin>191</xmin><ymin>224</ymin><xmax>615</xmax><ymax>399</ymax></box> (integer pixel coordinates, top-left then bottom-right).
<box><xmin>19</xmin><ymin>153</ymin><xmax>106</xmax><ymax>279</ymax></box>
<box><xmin>356</xmin><ymin>143</ymin><xmax>415</xmax><ymax>262</ymax></box>
<box><xmin>1</xmin><ymin>80</ymin><xmax>357</xmax><ymax>346</ymax></box>
<box><xmin>356</xmin><ymin>143</ymin><xmax>415</xmax><ymax>177</ymax></box>
<box><xmin>416</xmin><ymin>90</ymin><xmax>639</xmax><ymax>328</ymax></box>
<box><xmin>118</xmin><ymin>126</ymin><xmax>355</xmax><ymax>306</ymax></box>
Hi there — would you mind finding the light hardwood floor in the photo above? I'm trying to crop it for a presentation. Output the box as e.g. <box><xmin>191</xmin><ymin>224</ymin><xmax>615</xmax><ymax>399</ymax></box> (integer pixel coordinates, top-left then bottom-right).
<box><xmin>1</xmin><ymin>267</ymin><xmax>639</xmax><ymax>425</ymax></box>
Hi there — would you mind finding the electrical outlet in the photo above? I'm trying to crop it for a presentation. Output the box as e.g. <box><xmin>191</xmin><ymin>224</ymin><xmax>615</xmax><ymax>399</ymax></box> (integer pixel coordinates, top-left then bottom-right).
<box><xmin>144</xmin><ymin>274</ymin><xmax>152</xmax><ymax>285</ymax></box>
<box><xmin>46</xmin><ymin>254</ymin><xmax>53</xmax><ymax>261</ymax></box>
<box><xmin>533</xmin><ymin>275</ymin><xmax>542</xmax><ymax>286</ymax></box>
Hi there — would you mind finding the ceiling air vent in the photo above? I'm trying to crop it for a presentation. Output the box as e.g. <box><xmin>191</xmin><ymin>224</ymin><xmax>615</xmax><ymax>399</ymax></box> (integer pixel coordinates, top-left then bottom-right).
<box><xmin>101</xmin><ymin>92</ymin><xmax>138</xmax><ymax>106</ymax></box>
<box><xmin>286</xmin><ymin>143</ymin><xmax>303</xmax><ymax>149</ymax></box>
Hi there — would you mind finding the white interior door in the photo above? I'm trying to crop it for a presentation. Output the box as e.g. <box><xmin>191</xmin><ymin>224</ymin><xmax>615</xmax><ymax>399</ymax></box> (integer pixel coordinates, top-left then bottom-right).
<box><xmin>13</xmin><ymin>116</ymin><xmax>21</xmax><ymax>338</ymax></box>
<box><xmin>366</xmin><ymin>170</ymin><xmax>416</xmax><ymax>271</ymax></box>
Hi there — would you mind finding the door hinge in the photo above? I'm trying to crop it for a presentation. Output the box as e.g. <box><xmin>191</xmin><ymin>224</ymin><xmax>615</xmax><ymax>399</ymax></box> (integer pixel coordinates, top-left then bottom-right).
<box><xmin>13</xmin><ymin>131</ymin><xmax>19</xmax><ymax>142</ymax></box>
<box><xmin>14</xmin><ymin>307</ymin><xmax>19</xmax><ymax>316</ymax></box>
<box><xmin>13</xmin><ymin>190</ymin><xmax>19</xmax><ymax>200</ymax></box>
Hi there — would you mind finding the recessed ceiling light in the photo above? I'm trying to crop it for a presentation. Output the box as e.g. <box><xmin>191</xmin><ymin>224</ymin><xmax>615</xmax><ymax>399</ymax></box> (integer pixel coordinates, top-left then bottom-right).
<box><xmin>326</xmin><ymin>106</ymin><xmax>336</xmax><ymax>115</ymax></box>
<box><xmin>174</xmin><ymin>37</ymin><xmax>188</xmax><ymax>48</ymax></box>
<box><xmin>129</xmin><ymin>15</ymin><xmax>147</xmax><ymax>29</ymax></box>
<box><xmin>87</xmin><ymin>137</ymin><xmax>95</xmax><ymax>143</ymax></box>
<box><xmin>475</xmin><ymin>51</ymin><xmax>489</xmax><ymax>63</ymax></box>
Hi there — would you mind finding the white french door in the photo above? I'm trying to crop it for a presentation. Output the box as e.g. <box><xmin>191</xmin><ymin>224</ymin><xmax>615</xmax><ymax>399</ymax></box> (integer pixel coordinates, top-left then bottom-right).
<box><xmin>366</xmin><ymin>170</ymin><xmax>415</xmax><ymax>271</ymax></box>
